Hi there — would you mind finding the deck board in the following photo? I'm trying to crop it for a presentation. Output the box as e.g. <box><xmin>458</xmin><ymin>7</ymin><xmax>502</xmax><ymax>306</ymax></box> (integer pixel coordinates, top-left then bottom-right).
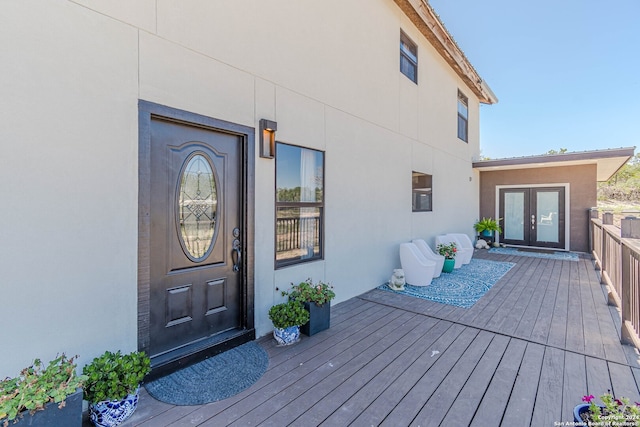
<box><xmin>499</xmin><ymin>342</ymin><xmax>545</xmax><ymax>427</ymax></box>
<box><xmin>317</xmin><ymin>318</ymin><xmax>452</xmax><ymax>427</ymax></box>
<box><xmin>561</xmin><ymin>352</ymin><xmax>587</xmax><ymax>423</ymax></box>
<box><xmin>469</xmin><ymin>338</ymin><xmax>528</xmax><ymax>427</ymax></box>
<box><xmin>529</xmin><ymin>260</ymin><xmax>562</xmax><ymax>343</ymax></box>
<box><xmin>349</xmin><ymin>323</ymin><xmax>467</xmax><ymax>427</ymax></box>
<box><xmin>431</xmin><ymin>333</ymin><xmax>511</xmax><ymax>427</ymax></box>
<box><xmin>105</xmin><ymin>251</ymin><xmax>640</xmax><ymax>427</ymax></box>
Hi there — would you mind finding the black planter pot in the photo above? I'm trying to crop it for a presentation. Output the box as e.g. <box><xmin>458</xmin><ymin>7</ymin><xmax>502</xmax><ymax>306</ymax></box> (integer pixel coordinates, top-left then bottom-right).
<box><xmin>4</xmin><ymin>388</ymin><xmax>83</xmax><ymax>427</ymax></box>
<box><xmin>301</xmin><ymin>302</ymin><xmax>330</xmax><ymax>336</ymax></box>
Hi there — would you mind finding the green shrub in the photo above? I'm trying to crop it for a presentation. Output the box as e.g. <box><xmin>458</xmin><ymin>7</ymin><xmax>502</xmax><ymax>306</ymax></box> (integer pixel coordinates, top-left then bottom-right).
<box><xmin>268</xmin><ymin>301</ymin><xmax>310</xmax><ymax>329</ymax></box>
<box><xmin>285</xmin><ymin>278</ymin><xmax>335</xmax><ymax>306</ymax></box>
<box><xmin>473</xmin><ymin>217</ymin><xmax>502</xmax><ymax>233</ymax></box>
<box><xmin>82</xmin><ymin>351</ymin><xmax>150</xmax><ymax>404</ymax></box>
<box><xmin>0</xmin><ymin>354</ymin><xmax>86</xmax><ymax>425</ymax></box>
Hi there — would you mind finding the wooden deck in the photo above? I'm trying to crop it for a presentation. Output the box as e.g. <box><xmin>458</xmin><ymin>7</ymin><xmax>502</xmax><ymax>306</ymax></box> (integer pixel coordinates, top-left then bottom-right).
<box><xmin>104</xmin><ymin>251</ymin><xmax>640</xmax><ymax>426</ymax></box>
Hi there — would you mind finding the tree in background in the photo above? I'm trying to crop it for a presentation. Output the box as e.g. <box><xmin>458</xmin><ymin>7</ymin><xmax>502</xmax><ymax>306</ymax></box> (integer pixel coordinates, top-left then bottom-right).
<box><xmin>598</xmin><ymin>152</ymin><xmax>640</xmax><ymax>202</ymax></box>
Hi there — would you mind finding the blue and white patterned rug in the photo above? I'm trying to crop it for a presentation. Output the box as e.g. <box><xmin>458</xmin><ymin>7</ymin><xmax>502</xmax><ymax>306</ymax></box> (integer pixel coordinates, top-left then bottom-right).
<box><xmin>488</xmin><ymin>247</ymin><xmax>579</xmax><ymax>261</ymax></box>
<box><xmin>378</xmin><ymin>258</ymin><xmax>515</xmax><ymax>308</ymax></box>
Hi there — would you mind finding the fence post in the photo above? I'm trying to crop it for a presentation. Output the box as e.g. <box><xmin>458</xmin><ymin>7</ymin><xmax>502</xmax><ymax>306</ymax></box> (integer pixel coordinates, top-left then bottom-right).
<box><xmin>601</xmin><ymin>212</ymin><xmax>612</xmax><ymax>285</ymax></box>
<box><xmin>621</xmin><ymin>216</ymin><xmax>640</xmax><ymax>239</ymax></box>
<box><xmin>589</xmin><ymin>207</ymin><xmax>599</xmax><ymax>254</ymax></box>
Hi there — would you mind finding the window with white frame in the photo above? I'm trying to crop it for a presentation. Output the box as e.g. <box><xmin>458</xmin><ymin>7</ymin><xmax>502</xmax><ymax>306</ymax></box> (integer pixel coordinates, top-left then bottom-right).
<box><xmin>400</xmin><ymin>31</ymin><xmax>418</xmax><ymax>84</ymax></box>
<box><xmin>457</xmin><ymin>90</ymin><xmax>468</xmax><ymax>142</ymax></box>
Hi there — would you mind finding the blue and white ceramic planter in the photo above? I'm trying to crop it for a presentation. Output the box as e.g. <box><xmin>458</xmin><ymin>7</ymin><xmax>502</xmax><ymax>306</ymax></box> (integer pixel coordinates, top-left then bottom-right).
<box><xmin>273</xmin><ymin>326</ymin><xmax>301</xmax><ymax>346</ymax></box>
<box><xmin>89</xmin><ymin>387</ymin><xmax>140</xmax><ymax>427</ymax></box>
<box><xmin>574</xmin><ymin>403</ymin><xmax>605</xmax><ymax>424</ymax></box>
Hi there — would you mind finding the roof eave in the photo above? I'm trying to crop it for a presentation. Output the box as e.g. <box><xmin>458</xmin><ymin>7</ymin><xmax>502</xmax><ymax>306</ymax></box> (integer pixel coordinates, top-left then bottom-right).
<box><xmin>394</xmin><ymin>0</ymin><xmax>498</xmax><ymax>104</ymax></box>
<box><xmin>472</xmin><ymin>147</ymin><xmax>636</xmax><ymax>182</ymax></box>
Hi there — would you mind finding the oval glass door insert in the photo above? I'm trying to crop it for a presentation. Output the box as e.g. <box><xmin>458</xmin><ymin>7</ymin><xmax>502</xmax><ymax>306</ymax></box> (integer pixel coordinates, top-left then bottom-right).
<box><xmin>178</xmin><ymin>153</ymin><xmax>218</xmax><ymax>260</ymax></box>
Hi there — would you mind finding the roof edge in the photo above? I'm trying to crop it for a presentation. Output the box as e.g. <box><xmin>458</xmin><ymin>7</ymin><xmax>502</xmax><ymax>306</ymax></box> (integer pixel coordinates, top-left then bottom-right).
<box><xmin>473</xmin><ymin>147</ymin><xmax>636</xmax><ymax>182</ymax></box>
<box><xmin>394</xmin><ymin>0</ymin><xmax>498</xmax><ymax>104</ymax></box>
<box><xmin>472</xmin><ymin>147</ymin><xmax>636</xmax><ymax>169</ymax></box>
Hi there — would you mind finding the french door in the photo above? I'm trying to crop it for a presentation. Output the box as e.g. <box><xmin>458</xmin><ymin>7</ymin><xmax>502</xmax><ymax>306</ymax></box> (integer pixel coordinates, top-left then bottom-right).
<box><xmin>499</xmin><ymin>187</ymin><xmax>566</xmax><ymax>249</ymax></box>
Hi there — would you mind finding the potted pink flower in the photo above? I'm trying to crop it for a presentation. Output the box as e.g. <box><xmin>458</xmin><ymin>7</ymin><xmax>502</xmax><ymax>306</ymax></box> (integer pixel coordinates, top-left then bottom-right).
<box><xmin>436</xmin><ymin>242</ymin><xmax>457</xmax><ymax>273</ymax></box>
<box><xmin>575</xmin><ymin>392</ymin><xmax>640</xmax><ymax>425</ymax></box>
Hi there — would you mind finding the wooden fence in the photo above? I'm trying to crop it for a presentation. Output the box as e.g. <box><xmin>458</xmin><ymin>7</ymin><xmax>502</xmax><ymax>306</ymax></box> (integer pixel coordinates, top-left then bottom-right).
<box><xmin>590</xmin><ymin>210</ymin><xmax>640</xmax><ymax>348</ymax></box>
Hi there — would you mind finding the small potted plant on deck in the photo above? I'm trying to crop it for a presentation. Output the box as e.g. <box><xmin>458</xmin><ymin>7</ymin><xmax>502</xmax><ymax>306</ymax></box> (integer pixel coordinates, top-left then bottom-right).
<box><xmin>0</xmin><ymin>354</ymin><xmax>86</xmax><ymax>427</ymax></box>
<box><xmin>82</xmin><ymin>350</ymin><xmax>150</xmax><ymax>427</ymax></box>
<box><xmin>575</xmin><ymin>392</ymin><xmax>640</xmax><ymax>425</ymax></box>
<box><xmin>285</xmin><ymin>279</ymin><xmax>335</xmax><ymax>336</ymax></box>
<box><xmin>268</xmin><ymin>300</ymin><xmax>310</xmax><ymax>346</ymax></box>
<box><xmin>473</xmin><ymin>217</ymin><xmax>502</xmax><ymax>238</ymax></box>
<box><xmin>436</xmin><ymin>242</ymin><xmax>457</xmax><ymax>273</ymax></box>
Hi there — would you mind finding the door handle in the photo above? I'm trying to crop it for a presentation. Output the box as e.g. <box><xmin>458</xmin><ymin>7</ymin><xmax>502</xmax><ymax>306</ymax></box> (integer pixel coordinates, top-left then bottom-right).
<box><xmin>531</xmin><ymin>214</ymin><xmax>536</xmax><ymax>229</ymax></box>
<box><xmin>232</xmin><ymin>239</ymin><xmax>242</xmax><ymax>272</ymax></box>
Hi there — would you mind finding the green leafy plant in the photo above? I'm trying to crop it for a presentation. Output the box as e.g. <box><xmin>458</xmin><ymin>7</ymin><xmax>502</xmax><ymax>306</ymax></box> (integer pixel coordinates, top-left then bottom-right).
<box><xmin>473</xmin><ymin>217</ymin><xmax>502</xmax><ymax>234</ymax></box>
<box><xmin>436</xmin><ymin>242</ymin><xmax>457</xmax><ymax>259</ymax></box>
<box><xmin>268</xmin><ymin>300</ymin><xmax>310</xmax><ymax>329</ymax></box>
<box><xmin>82</xmin><ymin>351</ymin><xmax>150</xmax><ymax>404</ymax></box>
<box><xmin>0</xmin><ymin>354</ymin><xmax>86</xmax><ymax>426</ymax></box>
<box><xmin>581</xmin><ymin>392</ymin><xmax>640</xmax><ymax>426</ymax></box>
<box><xmin>283</xmin><ymin>278</ymin><xmax>335</xmax><ymax>306</ymax></box>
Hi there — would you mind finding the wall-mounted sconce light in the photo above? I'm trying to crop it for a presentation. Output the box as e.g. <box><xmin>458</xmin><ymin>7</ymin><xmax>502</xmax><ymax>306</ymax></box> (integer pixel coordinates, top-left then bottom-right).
<box><xmin>259</xmin><ymin>119</ymin><xmax>277</xmax><ymax>159</ymax></box>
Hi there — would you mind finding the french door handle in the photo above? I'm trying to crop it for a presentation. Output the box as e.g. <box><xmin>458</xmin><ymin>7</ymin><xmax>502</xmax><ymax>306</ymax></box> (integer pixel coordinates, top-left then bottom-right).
<box><xmin>232</xmin><ymin>239</ymin><xmax>242</xmax><ymax>272</ymax></box>
<box><xmin>531</xmin><ymin>214</ymin><xmax>536</xmax><ymax>229</ymax></box>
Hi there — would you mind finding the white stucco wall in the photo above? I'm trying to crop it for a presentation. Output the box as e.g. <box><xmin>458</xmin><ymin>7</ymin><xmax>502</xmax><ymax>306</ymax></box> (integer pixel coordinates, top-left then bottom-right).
<box><xmin>1</xmin><ymin>0</ymin><xmax>484</xmax><ymax>377</ymax></box>
<box><xmin>0</xmin><ymin>0</ymin><xmax>140</xmax><ymax>377</ymax></box>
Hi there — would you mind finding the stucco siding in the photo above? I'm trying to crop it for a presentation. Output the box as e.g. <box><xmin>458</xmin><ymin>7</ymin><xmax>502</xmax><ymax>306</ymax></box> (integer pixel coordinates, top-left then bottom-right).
<box><xmin>1</xmin><ymin>0</ymin><xmax>485</xmax><ymax>377</ymax></box>
<box><xmin>1</xmin><ymin>0</ymin><xmax>139</xmax><ymax>377</ymax></box>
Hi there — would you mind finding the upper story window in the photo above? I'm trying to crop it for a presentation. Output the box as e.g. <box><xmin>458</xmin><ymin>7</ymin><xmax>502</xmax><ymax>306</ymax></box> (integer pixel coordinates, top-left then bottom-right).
<box><xmin>457</xmin><ymin>90</ymin><xmax>468</xmax><ymax>142</ymax></box>
<box><xmin>400</xmin><ymin>31</ymin><xmax>418</xmax><ymax>84</ymax></box>
<box><xmin>412</xmin><ymin>172</ymin><xmax>432</xmax><ymax>212</ymax></box>
<box><xmin>275</xmin><ymin>143</ymin><xmax>324</xmax><ymax>268</ymax></box>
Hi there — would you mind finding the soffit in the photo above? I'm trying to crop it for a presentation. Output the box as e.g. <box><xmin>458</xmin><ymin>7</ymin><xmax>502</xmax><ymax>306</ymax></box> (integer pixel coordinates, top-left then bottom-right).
<box><xmin>472</xmin><ymin>147</ymin><xmax>636</xmax><ymax>182</ymax></box>
<box><xmin>394</xmin><ymin>0</ymin><xmax>498</xmax><ymax>104</ymax></box>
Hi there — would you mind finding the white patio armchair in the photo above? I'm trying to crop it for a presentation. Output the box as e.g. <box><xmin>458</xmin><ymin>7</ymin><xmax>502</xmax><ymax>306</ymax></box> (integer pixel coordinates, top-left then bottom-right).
<box><xmin>447</xmin><ymin>234</ymin><xmax>475</xmax><ymax>264</ymax></box>
<box><xmin>435</xmin><ymin>234</ymin><xmax>473</xmax><ymax>268</ymax></box>
<box><xmin>399</xmin><ymin>243</ymin><xmax>436</xmax><ymax>287</ymax></box>
<box><xmin>412</xmin><ymin>239</ymin><xmax>444</xmax><ymax>278</ymax></box>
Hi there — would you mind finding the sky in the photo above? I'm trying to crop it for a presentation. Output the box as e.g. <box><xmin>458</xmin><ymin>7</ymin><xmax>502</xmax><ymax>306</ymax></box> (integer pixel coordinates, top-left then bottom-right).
<box><xmin>429</xmin><ymin>0</ymin><xmax>640</xmax><ymax>159</ymax></box>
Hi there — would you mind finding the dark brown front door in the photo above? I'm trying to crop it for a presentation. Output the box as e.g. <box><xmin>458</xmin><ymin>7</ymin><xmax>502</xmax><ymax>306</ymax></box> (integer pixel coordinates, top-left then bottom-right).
<box><xmin>148</xmin><ymin>117</ymin><xmax>243</xmax><ymax>358</ymax></box>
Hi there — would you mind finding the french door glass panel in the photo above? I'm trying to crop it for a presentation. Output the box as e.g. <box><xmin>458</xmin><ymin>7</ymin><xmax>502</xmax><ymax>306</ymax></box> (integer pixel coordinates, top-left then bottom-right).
<box><xmin>536</xmin><ymin>190</ymin><xmax>560</xmax><ymax>243</ymax></box>
<box><xmin>504</xmin><ymin>192</ymin><xmax>525</xmax><ymax>241</ymax></box>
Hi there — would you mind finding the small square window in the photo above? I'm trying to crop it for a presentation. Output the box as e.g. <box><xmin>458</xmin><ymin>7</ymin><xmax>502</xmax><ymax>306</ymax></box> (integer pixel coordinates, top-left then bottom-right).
<box><xmin>457</xmin><ymin>90</ymin><xmax>468</xmax><ymax>142</ymax></box>
<box><xmin>400</xmin><ymin>31</ymin><xmax>418</xmax><ymax>84</ymax></box>
<box><xmin>412</xmin><ymin>172</ymin><xmax>432</xmax><ymax>212</ymax></box>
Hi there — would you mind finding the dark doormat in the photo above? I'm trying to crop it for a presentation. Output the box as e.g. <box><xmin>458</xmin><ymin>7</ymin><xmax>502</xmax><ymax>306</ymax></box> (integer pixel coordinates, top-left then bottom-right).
<box><xmin>144</xmin><ymin>341</ymin><xmax>269</xmax><ymax>405</ymax></box>
<box><xmin>488</xmin><ymin>247</ymin><xmax>579</xmax><ymax>261</ymax></box>
<box><xmin>516</xmin><ymin>247</ymin><xmax>555</xmax><ymax>254</ymax></box>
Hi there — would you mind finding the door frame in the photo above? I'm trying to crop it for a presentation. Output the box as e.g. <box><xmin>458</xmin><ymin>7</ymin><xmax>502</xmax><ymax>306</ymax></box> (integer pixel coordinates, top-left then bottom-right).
<box><xmin>495</xmin><ymin>183</ymin><xmax>570</xmax><ymax>251</ymax></box>
<box><xmin>138</xmin><ymin>100</ymin><xmax>255</xmax><ymax>378</ymax></box>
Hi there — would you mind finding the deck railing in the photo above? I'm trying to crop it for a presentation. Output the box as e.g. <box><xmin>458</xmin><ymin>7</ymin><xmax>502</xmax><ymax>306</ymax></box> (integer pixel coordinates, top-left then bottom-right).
<box><xmin>276</xmin><ymin>216</ymin><xmax>321</xmax><ymax>254</ymax></box>
<box><xmin>590</xmin><ymin>210</ymin><xmax>640</xmax><ymax>348</ymax></box>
